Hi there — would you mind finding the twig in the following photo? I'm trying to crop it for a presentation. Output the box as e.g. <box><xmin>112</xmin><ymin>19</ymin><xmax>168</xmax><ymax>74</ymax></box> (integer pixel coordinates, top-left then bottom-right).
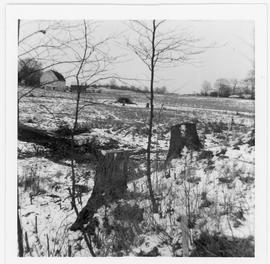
<box><xmin>34</xmin><ymin>215</ymin><xmax>38</xmax><ymax>234</ymax></box>
<box><xmin>46</xmin><ymin>234</ymin><xmax>50</xmax><ymax>257</ymax></box>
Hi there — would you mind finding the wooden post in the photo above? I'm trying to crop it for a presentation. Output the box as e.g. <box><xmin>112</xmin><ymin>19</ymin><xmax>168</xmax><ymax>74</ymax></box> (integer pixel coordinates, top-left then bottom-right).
<box><xmin>34</xmin><ymin>215</ymin><xmax>38</xmax><ymax>234</ymax></box>
<box><xmin>46</xmin><ymin>234</ymin><xmax>50</xmax><ymax>257</ymax></box>
<box><xmin>29</xmin><ymin>193</ymin><xmax>33</xmax><ymax>205</ymax></box>
<box><xmin>70</xmin><ymin>150</ymin><xmax>129</xmax><ymax>231</ymax></box>
<box><xmin>181</xmin><ymin>215</ymin><xmax>189</xmax><ymax>257</ymax></box>
<box><xmin>166</xmin><ymin>123</ymin><xmax>201</xmax><ymax>163</ymax></box>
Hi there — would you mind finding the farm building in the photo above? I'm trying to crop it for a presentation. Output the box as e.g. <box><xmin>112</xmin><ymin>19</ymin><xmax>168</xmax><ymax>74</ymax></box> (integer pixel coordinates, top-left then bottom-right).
<box><xmin>40</xmin><ymin>70</ymin><xmax>66</xmax><ymax>90</ymax></box>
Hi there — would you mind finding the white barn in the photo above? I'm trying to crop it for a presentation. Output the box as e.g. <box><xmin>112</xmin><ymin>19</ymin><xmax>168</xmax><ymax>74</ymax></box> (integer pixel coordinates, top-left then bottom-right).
<box><xmin>40</xmin><ymin>70</ymin><xmax>66</xmax><ymax>90</ymax></box>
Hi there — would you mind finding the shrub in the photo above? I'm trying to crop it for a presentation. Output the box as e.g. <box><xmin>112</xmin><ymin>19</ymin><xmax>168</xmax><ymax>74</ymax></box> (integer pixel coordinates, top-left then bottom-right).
<box><xmin>209</xmin><ymin>91</ymin><xmax>218</xmax><ymax>97</ymax></box>
<box><xmin>55</xmin><ymin>122</ymin><xmax>72</xmax><ymax>136</ymax></box>
<box><xmin>204</xmin><ymin>121</ymin><xmax>228</xmax><ymax>133</ymax></box>
<box><xmin>116</xmin><ymin>97</ymin><xmax>134</xmax><ymax>105</ymax></box>
<box><xmin>55</xmin><ymin>121</ymin><xmax>91</xmax><ymax>136</ymax></box>
<box><xmin>18</xmin><ymin>58</ymin><xmax>43</xmax><ymax>86</ymax></box>
<box><xmin>18</xmin><ymin>166</ymin><xmax>46</xmax><ymax>195</ymax></box>
<box><xmin>190</xmin><ymin>232</ymin><xmax>254</xmax><ymax>257</ymax></box>
<box><xmin>112</xmin><ymin>203</ymin><xmax>144</xmax><ymax>223</ymax></box>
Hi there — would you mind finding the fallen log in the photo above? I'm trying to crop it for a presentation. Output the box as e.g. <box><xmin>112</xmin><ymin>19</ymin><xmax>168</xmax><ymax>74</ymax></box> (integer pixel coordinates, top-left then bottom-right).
<box><xmin>18</xmin><ymin>122</ymin><xmax>71</xmax><ymax>147</ymax></box>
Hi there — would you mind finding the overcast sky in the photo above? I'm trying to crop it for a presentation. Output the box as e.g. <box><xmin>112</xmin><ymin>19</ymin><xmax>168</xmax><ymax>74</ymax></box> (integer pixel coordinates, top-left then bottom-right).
<box><xmin>19</xmin><ymin>20</ymin><xmax>254</xmax><ymax>94</ymax></box>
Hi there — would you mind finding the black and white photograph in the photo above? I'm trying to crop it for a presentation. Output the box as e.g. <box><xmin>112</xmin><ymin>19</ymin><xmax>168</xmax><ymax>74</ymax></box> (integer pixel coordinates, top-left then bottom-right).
<box><xmin>2</xmin><ymin>2</ymin><xmax>269</xmax><ymax>262</ymax></box>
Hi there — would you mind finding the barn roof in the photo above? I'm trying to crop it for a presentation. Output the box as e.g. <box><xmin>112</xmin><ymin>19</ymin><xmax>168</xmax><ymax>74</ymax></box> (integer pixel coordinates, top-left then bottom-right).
<box><xmin>50</xmin><ymin>70</ymin><xmax>65</xmax><ymax>81</ymax></box>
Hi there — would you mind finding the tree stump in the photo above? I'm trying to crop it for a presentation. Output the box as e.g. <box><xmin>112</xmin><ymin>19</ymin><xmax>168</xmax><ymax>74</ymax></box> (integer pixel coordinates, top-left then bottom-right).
<box><xmin>166</xmin><ymin>123</ymin><xmax>202</xmax><ymax>163</ymax></box>
<box><xmin>70</xmin><ymin>150</ymin><xmax>129</xmax><ymax>231</ymax></box>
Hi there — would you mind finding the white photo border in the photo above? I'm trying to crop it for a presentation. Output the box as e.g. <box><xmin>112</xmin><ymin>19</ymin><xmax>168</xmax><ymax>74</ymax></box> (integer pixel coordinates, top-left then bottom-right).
<box><xmin>5</xmin><ymin>3</ymin><xmax>268</xmax><ymax>264</ymax></box>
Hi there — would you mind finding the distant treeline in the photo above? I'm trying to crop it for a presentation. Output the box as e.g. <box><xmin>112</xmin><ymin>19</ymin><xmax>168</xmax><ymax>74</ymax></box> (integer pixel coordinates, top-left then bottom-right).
<box><xmin>91</xmin><ymin>83</ymin><xmax>168</xmax><ymax>94</ymax></box>
<box><xmin>200</xmin><ymin>70</ymin><xmax>255</xmax><ymax>99</ymax></box>
<box><xmin>91</xmin><ymin>83</ymin><xmax>147</xmax><ymax>93</ymax></box>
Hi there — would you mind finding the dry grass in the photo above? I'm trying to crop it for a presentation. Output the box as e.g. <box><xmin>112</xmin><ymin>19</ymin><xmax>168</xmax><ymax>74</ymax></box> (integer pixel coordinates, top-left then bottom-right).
<box><xmin>17</xmin><ymin>87</ymin><xmax>255</xmax><ymax>257</ymax></box>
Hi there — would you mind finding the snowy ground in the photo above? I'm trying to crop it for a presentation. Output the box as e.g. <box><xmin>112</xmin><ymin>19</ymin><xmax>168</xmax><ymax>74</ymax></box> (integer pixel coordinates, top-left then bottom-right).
<box><xmin>18</xmin><ymin>88</ymin><xmax>255</xmax><ymax>257</ymax></box>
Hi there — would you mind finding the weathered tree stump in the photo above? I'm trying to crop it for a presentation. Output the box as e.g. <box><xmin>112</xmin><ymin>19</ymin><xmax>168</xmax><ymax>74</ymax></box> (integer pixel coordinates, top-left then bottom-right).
<box><xmin>70</xmin><ymin>150</ymin><xmax>129</xmax><ymax>231</ymax></box>
<box><xmin>166</xmin><ymin>123</ymin><xmax>202</xmax><ymax>163</ymax></box>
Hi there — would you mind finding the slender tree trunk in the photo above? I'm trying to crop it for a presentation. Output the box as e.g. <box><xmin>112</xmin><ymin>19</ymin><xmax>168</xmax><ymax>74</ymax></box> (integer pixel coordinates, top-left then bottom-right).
<box><xmin>17</xmin><ymin>214</ymin><xmax>24</xmax><ymax>257</ymax></box>
<box><xmin>70</xmin><ymin>87</ymin><xmax>81</xmax><ymax>215</ymax></box>
<box><xmin>18</xmin><ymin>19</ymin><xmax>20</xmax><ymax>41</ymax></box>
<box><xmin>69</xmin><ymin>20</ymin><xmax>96</xmax><ymax>256</ymax></box>
<box><xmin>18</xmin><ymin>19</ymin><xmax>20</xmax><ymax>122</ymax></box>
<box><xmin>127</xmin><ymin>18</ymin><xmax>206</xmax><ymax>214</ymax></box>
<box><xmin>70</xmin><ymin>82</ymin><xmax>96</xmax><ymax>257</ymax></box>
<box><xmin>69</xmin><ymin>19</ymin><xmax>86</xmax><ymax>215</ymax></box>
<box><xmin>17</xmin><ymin>164</ymin><xmax>23</xmax><ymax>256</ymax></box>
<box><xmin>25</xmin><ymin>232</ymin><xmax>30</xmax><ymax>253</ymax></box>
<box><xmin>146</xmin><ymin>20</ymin><xmax>158</xmax><ymax>213</ymax></box>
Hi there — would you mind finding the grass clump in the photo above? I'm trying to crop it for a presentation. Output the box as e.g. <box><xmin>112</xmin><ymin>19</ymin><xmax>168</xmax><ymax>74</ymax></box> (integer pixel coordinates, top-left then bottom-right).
<box><xmin>190</xmin><ymin>231</ymin><xmax>254</xmax><ymax>257</ymax></box>
<box><xmin>55</xmin><ymin>121</ymin><xmax>91</xmax><ymax>136</ymax></box>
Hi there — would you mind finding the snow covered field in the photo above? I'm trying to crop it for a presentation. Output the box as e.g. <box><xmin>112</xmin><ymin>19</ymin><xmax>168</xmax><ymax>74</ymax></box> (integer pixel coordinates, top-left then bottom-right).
<box><xmin>17</xmin><ymin>88</ymin><xmax>255</xmax><ymax>257</ymax></box>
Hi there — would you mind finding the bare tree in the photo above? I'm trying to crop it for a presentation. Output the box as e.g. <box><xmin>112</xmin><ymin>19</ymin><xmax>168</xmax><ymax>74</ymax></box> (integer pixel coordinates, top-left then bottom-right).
<box><xmin>127</xmin><ymin>20</ymin><xmax>205</xmax><ymax>213</ymax></box>
<box><xmin>236</xmin><ymin>29</ymin><xmax>255</xmax><ymax>99</ymax></box>
<box><xmin>244</xmin><ymin>69</ymin><xmax>255</xmax><ymax>99</ymax></box>
<box><xmin>68</xmin><ymin>20</ymin><xmax>95</xmax><ymax>256</ymax></box>
<box><xmin>18</xmin><ymin>22</ymin><xmax>88</xmax><ymax>109</ymax></box>
<box><xmin>18</xmin><ymin>19</ymin><xmax>119</xmax><ymax>256</ymax></box>
<box><xmin>18</xmin><ymin>21</ymin><xmax>65</xmax><ymax>121</ymax></box>
<box><xmin>214</xmin><ymin>78</ymin><xmax>232</xmax><ymax>97</ymax></box>
<box><xmin>17</xmin><ymin>20</ymin><xmax>128</xmax><ymax>120</ymax></box>
<box><xmin>63</xmin><ymin>20</ymin><xmax>121</xmax><ymax>256</ymax></box>
<box><xmin>201</xmin><ymin>80</ymin><xmax>212</xmax><ymax>96</ymax></box>
<box><xmin>230</xmin><ymin>78</ymin><xmax>239</xmax><ymax>96</ymax></box>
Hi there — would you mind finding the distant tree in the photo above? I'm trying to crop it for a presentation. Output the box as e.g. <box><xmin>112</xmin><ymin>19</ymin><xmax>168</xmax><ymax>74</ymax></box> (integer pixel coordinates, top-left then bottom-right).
<box><xmin>236</xmin><ymin>31</ymin><xmax>255</xmax><ymax>99</ymax></box>
<box><xmin>214</xmin><ymin>78</ymin><xmax>232</xmax><ymax>97</ymax></box>
<box><xmin>230</xmin><ymin>78</ymin><xmax>238</xmax><ymax>95</ymax></box>
<box><xmin>109</xmin><ymin>78</ymin><xmax>117</xmax><ymax>89</ymax></box>
<box><xmin>18</xmin><ymin>58</ymin><xmax>43</xmax><ymax>86</ymax></box>
<box><xmin>201</xmin><ymin>80</ymin><xmax>212</xmax><ymax>96</ymax></box>
<box><xmin>209</xmin><ymin>91</ymin><xmax>218</xmax><ymax>97</ymax></box>
<box><xmin>241</xmin><ymin>82</ymin><xmax>252</xmax><ymax>95</ymax></box>
<box><xmin>143</xmin><ymin>86</ymin><xmax>149</xmax><ymax>93</ymax></box>
<box><xmin>159</xmin><ymin>86</ymin><xmax>167</xmax><ymax>94</ymax></box>
<box><xmin>155</xmin><ymin>86</ymin><xmax>167</xmax><ymax>94</ymax></box>
<box><xmin>244</xmin><ymin>69</ymin><xmax>255</xmax><ymax>99</ymax></box>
